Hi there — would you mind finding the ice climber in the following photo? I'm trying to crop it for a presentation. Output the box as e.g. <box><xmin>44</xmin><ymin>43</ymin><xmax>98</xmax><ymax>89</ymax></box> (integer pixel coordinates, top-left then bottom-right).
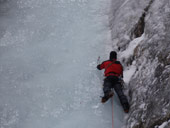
<box><xmin>97</xmin><ymin>51</ymin><xmax>130</xmax><ymax>113</ymax></box>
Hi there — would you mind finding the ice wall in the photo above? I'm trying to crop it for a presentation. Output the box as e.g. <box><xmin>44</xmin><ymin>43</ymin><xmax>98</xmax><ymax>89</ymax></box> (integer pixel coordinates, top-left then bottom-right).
<box><xmin>0</xmin><ymin>0</ymin><xmax>121</xmax><ymax>128</ymax></box>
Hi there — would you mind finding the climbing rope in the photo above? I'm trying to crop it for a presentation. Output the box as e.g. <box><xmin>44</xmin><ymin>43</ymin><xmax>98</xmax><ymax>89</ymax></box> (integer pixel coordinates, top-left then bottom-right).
<box><xmin>111</xmin><ymin>97</ymin><xmax>114</xmax><ymax>128</ymax></box>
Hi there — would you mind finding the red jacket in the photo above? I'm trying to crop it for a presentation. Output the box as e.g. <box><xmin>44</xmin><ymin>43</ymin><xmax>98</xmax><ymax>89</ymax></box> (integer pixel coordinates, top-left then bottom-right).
<box><xmin>97</xmin><ymin>59</ymin><xmax>123</xmax><ymax>77</ymax></box>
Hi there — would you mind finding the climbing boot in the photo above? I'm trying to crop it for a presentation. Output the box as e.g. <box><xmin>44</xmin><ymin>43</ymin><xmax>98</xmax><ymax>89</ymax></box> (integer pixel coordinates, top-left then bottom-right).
<box><xmin>123</xmin><ymin>103</ymin><xmax>130</xmax><ymax>113</ymax></box>
<box><xmin>101</xmin><ymin>92</ymin><xmax>114</xmax><ymax>103</ymax></box>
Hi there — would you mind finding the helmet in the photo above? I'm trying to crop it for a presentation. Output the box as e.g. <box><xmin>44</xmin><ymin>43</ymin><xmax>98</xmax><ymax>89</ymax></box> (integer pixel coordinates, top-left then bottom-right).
<box><xmin>110</xmin><ymin>51</ymin><xmax>117</xmax><ymax>60</ymax></box>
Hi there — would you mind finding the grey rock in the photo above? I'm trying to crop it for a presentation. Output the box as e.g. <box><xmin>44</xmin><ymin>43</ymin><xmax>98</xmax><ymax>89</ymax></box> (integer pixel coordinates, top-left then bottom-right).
<box><xmin>110</xmin><ymin>0</ymin><xmax>170</xmax><ymax>127</ymax></box>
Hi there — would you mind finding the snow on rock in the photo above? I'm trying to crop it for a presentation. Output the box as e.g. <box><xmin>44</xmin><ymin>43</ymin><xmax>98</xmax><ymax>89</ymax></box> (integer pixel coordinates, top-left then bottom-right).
<box><xmin>120</xmin><ymin>34</ymin><xmax>144</xmax><ymax>59</ymax></box>
<box><xmin>120</xmin><ymin>34</ymin><xmax>145</xmax><ymax>84</ymax></box>
<box><xmin>155</xmin><ymin>119</ymin><xmax>170</xmax><ymax>128</ymax></box>
<box><xmin>123</xmin><ymin>63</ymin><xmax>136</xmax><ymax>84</ymax></box>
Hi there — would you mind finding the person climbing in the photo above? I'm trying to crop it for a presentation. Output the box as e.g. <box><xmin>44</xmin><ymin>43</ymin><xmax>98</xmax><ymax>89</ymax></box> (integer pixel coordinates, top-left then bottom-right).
<box><xmin>97</xmin><ymin>51</ymin><xmax>130</xmax><ymax>113</ymax></box>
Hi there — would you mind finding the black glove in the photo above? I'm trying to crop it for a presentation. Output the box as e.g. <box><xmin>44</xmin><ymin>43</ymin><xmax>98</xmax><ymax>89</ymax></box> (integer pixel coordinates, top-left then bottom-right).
<box><xmin>97</xmin><ymin>65</ymin><xmax>101</xmax><ymax>70</ymax></box>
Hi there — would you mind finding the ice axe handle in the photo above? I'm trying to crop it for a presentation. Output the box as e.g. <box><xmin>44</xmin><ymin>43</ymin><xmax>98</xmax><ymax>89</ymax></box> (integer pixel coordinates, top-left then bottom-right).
<box><xmin>97</xmin><ymin>56</ymin><xmax>100</xmax><ymax>65</ymax></box>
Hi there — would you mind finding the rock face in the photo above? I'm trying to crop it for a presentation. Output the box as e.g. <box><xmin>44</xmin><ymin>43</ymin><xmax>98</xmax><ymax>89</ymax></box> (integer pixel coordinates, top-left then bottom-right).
<box><xmin>109</xmin><ymin>0</ymin><xmax>170</xmax><ymax>127</ymax></box>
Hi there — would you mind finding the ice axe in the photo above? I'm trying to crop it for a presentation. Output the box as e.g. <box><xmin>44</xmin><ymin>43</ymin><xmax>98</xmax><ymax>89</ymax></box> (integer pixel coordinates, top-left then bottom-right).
<box><xmin>97</xmin><ymin>56</ymin><xmax>100</xmax><ymax>65</ymax></box>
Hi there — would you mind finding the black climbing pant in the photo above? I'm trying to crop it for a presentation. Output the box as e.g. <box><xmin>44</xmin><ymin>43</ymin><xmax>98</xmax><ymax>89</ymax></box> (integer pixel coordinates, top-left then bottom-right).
<box><xmin>103</xmin><ymin>76</ymin><xmax>129</xmax><ymax>110</ymax></box>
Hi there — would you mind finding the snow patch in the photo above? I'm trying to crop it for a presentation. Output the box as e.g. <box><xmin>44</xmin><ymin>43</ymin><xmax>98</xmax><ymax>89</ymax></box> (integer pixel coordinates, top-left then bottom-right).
<box><xmin>155</xmin><ymin>119</ymin><xmax>170</xmax><ymax>128</ymax></box>
<box><xmin>120</xmin><ymin>34</ymin><xmax>144</xmax><ymax>84</ymax></box>
<box><xmin>123</xmin><ymin>63</ymin><xmax>136</xmax><ymax>84</ymax></box>
<box><xmin>139</xmin><ymin>103</ymin><xmax>145</xmax><ymax>109</ymax></box>
<box><xmin>120</xmin><ymin>34</ymin><xmax>145</xmax><ymax>59</ymax></box>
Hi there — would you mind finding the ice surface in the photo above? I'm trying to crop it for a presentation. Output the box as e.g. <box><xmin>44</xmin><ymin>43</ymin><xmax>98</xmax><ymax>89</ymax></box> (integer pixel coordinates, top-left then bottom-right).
<box><xmin>0</xmin><ymin>0</ymin><xmax>124</xmax><ymax>128</ymax></box>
